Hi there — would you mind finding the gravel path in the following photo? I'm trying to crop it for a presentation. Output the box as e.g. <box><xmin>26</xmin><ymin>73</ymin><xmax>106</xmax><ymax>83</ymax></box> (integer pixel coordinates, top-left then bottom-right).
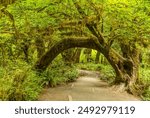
<box><xmin>38</xmin><ymin>70</ymin><xmax>140</xmax><ymax>101</ymax></box>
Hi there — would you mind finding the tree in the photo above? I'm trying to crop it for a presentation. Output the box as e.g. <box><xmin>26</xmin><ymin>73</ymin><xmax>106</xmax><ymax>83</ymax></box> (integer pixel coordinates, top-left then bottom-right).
<box><xmin>34</xmin><ymin>0</ymin><xmax>150</xmax><ymax>94</ymax></box>
<box><xmin>0</xmin><ymin>0</ymin><xmax>149</xmax><ymax>95</ymax></box>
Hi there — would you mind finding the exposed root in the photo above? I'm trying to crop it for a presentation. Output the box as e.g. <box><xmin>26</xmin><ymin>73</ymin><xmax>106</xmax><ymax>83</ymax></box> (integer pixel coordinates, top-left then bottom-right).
<box><xmin>111</xmin><ymin>83</ymin><xmax>127</xmax><ymax>93</ymax></box>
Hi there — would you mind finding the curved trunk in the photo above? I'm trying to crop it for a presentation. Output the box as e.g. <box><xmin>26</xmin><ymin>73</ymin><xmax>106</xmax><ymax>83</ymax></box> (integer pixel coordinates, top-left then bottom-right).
<box><xmin>34</xmin><ymin>37</ymin><xmax>100</xmax><ymax>70</ymax></box>
<box><xmin>34</xmin><ymin>37</ymin><xmax>140</xmax><ymax>94</ymax></box>
<box><xmin>105</xmin><ymin>47</ymin><xmax>140</xmax><ymax>94</ymax></box>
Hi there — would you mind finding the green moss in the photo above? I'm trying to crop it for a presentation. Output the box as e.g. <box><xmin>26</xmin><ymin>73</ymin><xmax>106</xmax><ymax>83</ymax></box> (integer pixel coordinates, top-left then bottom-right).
<box><xmin>0</xmin><ymin>64</ymin><xmax>43</xmax><ymax>101</ymax></box>
<box><xmin>140</xmin><ymin>67</ymin><xmax>150</xmax><ymax>100</ymax></box>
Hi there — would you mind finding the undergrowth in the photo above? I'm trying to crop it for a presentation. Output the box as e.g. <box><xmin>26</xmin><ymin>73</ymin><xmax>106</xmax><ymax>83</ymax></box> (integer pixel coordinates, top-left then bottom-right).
<box><xmin>140</xmin><ymin>67</ymin><xmax>150</xmax><ymax>100</ymax></box>
<box><xmin>0</xmin><ymin>66</ymin><xmax>42</xmax><ymax>101</ymax></box>
<box><xmin>76</xmin><ymin>63</ymin><xmax>115</xmax><ymax>83</ymax></box>
<box><xmin>41</xmin><ymin>60</ymin><xmax>79</xmax><ymax>87</ymax></box>
<box><xmin>0</xmin><ymin>57</ymin><xmax>148</xmax><ymax>101</ymax></box>
<box><xmin>0</xmin><ymin>58</ymin><xmax>79</xmax><ymax>101</ymax></box>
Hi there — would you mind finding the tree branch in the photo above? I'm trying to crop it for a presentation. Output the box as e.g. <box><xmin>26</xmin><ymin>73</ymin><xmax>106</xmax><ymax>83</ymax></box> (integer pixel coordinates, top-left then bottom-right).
<box><xmin>72</xmin><ymin>0</ymin><xmax>105</xmax><ymax>45</ymax></box>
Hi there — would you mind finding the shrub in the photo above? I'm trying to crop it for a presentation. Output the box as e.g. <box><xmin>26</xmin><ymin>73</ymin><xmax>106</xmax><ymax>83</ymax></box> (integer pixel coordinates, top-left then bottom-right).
<box><xmin>41</xmin><ymin>63</ymin><xmax>79</xmax><ymax>87</ymax></box>
<box><xmin>64</xmin><ymin>68</ymin><xmax>79</xmax><ymax>82</ymax></box>
<box><xmin>0</xmin><ymin>68</ymin><xmax>43</xmax><ymax>101</ymax></box>
<box><xmin>76</xmin><ymin>63</ymin><xmax>115</xmax><ymax>82</ymax></box>
<box><xmin>140</xmin><ymin>67</ymin><xmax>150</xmax><ymax>100</ymax></box>
<box><xmin>76</xmin><ymin>63</ymin><xmax>103</xmax><ymax>71</ymax></box>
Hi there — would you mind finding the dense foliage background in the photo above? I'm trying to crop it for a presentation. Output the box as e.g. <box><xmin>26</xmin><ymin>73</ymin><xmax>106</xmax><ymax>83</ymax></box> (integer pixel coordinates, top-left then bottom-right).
<box><xmin>0</xmin><ymin>0</ymin><xmax>150</xmax><ymax>100</ymax></box>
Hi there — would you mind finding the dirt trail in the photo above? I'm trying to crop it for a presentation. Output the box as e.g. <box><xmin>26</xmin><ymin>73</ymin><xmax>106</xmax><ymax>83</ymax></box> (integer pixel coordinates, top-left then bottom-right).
<box><xmin>38</xmin><ymin>70</ymin><xmax>140</xmax><ymax>101</ymax></box>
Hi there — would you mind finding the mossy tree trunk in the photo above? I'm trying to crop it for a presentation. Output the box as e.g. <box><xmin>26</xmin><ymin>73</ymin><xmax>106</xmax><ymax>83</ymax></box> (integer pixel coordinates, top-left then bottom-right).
<box><xmin>61</xmin><ymin>49</ymin><xmax>75</xmax><ymax>63</ymax></box>
<box><xmin>0</xmin><ymin>0</ymin><xmax>16</xmax><ymax>5</ymax></box>
<box><xmin>95</xmin><ymin>51</ymin><xmax>100</xmax><ymax>64</ymax></box>
<box><xmin>84</xmin><ymin>49</ymin><xmax>92</xmax><ymax>62</ymax></box>
<box><xmin>74</xmin><ymin>48</ymin><xmax>82</xmax><ymax>63</ymax></box>
<box><xmin>104</xmin><ymin>46</ymin><xmax>140</xmax><ymax>94</ymax></box>
<box><xmin>34</xmin><ymin>37</ymin><xmax>140</xmax><ymax>94</ymax></box>
<box><xmin>22</xmin><ymin>42</ymin><xmax>29</xmax><ymax>63</ymax></box>
<box><xmin>34</xmin><ymin>37</ymin><xmax>100</xmax><ymax>70</ymax></box>
<box><xmin>61</xmin><ymin>48</ymin><xmax>82</xmax><ymax>64</ymax></box>
<box><xmin>35</xmin><ymin>36</ymin><xmax>45</xmax><ymax>59</ymax></box>
<box><xmin>71</xmin><ymin>0</ymin><xmax>141</xmax><ymax>94</ymax></box>
<box><xmin>34</xmin><ymin>1</ymin><xmax>141</xmax><ymax>95</ymax></box>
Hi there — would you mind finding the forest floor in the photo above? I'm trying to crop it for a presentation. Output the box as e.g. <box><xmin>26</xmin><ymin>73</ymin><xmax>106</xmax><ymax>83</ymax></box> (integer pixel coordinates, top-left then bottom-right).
<box><xmin>38</xmin><ymin>70</ymin><xmax>141</xmax><ymax>101</ymax></box>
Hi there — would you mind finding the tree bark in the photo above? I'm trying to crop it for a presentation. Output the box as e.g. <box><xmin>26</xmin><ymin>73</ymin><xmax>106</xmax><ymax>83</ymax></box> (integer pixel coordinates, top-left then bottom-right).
<box><xmin>34</xmin><ymin>0</ymin><xmax>141</xmax><ymax>95</ymax></box>
<box><xmin>84</xmin><ymin>49</ymin><xmax>92</xmax><ymax>62</ymax></box>
<box><xmin>0</xmin><ymin>0</ymin><xmax>16</xmax><ymax>5</ymax></box>
<box><xmin>105</xmin><ymin>46</ymin><xmax>140</xmax><ymax>94</ymax></box>
<box><xmin>22</xmin><ymin>42</ymin><xmax>29</xmax><ymax>63</ymax></box>
<box><xmin>73</xmin><ymin>48</ymin><xmax>82</xmax><ymax>63</ymax></box>
<box><xmin>35</xmin><ymin>36</ymin><xmax>45</xmax><ymax>59</ymax></box>
<box><xmin>34</xmin><ymin>37</ymin><xmax>140</xmax><ymax>94</ymax></box>
<box><xmin>95</xmin><ymin>51</ymin><xmax>100</xmax><ymax>63</ymax></box>
<box><xmin>0</xmin><ymin>44</ymin><xmax>7</xmax><ymax>67</ymax></box>
<box><xmin>61</xmin><ymin>49</ymin><xmax>75</xmax><ymax>63</ymax></box>
<box><xmin>34</xmin><ymin>37</ymin><xmax>100</xmax><ymax>70</ymax></box>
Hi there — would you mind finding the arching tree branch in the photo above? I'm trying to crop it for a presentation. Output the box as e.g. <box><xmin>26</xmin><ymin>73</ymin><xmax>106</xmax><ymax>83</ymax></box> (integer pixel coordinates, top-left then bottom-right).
<box><xmin>34</xmin><ymin>37</ymin><xmax>101</xmax><ymax>71</ymax></box>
